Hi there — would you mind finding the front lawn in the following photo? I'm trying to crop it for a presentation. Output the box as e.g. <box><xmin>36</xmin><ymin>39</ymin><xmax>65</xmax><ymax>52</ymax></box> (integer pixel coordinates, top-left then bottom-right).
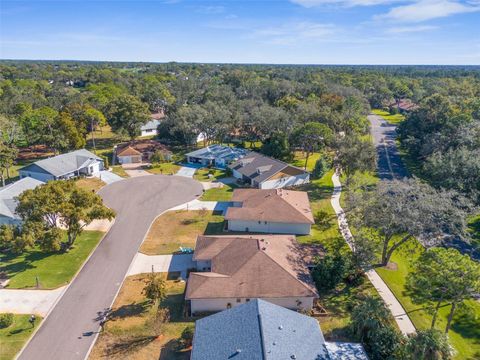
<box><xmin>90</xmin><ymin>273</ymin><xmax>192</xmax><ymax>360</ymax></box>
<box><xmin>0</xmin><ymin>314</ymin><xmax>42</xmax><ymax>360</ymax></box>
<box><xmin>291</xmin><ymin>151</ymin><xmax>320</xmax><ymax>172</ymax></box>
<box><xmin>147</xmin><ymin>163</ymin><xmax>181</xmax><ymax>175</ymax></box>
<box><xmin>193</xmin><ymin>168</ymin><xmax>226</xmax><ymax>182</ymax></box>
<box><xmin>75</xmin><ymin>177</ymin><xmax>105</xmax><ymax>192</ymax></box>
<box><xmin>140</xmin><ymin>210</ymin><xmax>225</xmax><ymax>255</ymax></box>
<box><xmin>200</xmin><ymin>183</ymin><xmax>238</xmax><ymax>201</ymax></box>
<box><xmin>0</xmin><ymin>231</ymin><xmax>104</xmax><ymax>289</ymax></box>
<box><xmin>111</xmin><ymin>165</ymin><xmax>129</xmax><ymax>178</ymax></box>
<box><xmin>376</xmin><ymin>241</ymin><xmax>480</xmax><ymax>360</ymax></box>
<box><xmin>372</xmin><ymin>109</ymin><xmax>405</xmax><ymax>125</ymax></box>
<box><xmin>296</xmin><ymin>170</ymin><xmax>343</xmax><ymax>246</ymax></box>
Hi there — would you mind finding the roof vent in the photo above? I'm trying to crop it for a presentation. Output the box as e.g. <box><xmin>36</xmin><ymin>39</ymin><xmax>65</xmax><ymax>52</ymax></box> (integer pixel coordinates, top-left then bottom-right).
<box><xmin>262</xmin><ymin>247</ymin><xmax>266</xmax><ymax>251</ymax></box>
<box><xmin>278</xmin><ymin>325</ymin><xmax>283</xmax><ymax>330</ymax></box>
<box><xmin>291</xmin><ymin>355</ymin><xmax>296</xmax><ymax>359</ymax></box>
<box><xmin>234</xmin><ymin>349</ymin><xmax>242</xmax><ymax>354</ymax></box>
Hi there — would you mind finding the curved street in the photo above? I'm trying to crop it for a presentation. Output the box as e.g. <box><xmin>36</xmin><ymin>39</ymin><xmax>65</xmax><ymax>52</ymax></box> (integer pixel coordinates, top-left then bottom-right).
<box><xmin>18</xmin><ymin>175</ymin><xmax>203</xmax><ymax>360</ymax></box>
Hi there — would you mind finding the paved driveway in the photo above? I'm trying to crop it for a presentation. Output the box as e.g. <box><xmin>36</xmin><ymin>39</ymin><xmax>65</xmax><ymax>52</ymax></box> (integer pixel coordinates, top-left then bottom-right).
<box><xmin>368</xmin><ymin>114</ymin><xmax>408</xmax><ymax>180</ymax></box>
<box><xmin>94</xmin><ymin>170</ymin><xmax>123</xmax><ymax>185</ymax></box>
<box><xmin>176</xmin><ymin>166</ymin><xmax>197</xmax><ymax>177</ymax></box>
<box><xmin>127</xmin><ymin>253</ymin><xmax>195</xmax><ymax>278</ymax></box>
<box><xmin>0</xmin><ymin>287</ymin><xmax>66</xmax><ymax>316</ymax></box>
<box><xmin>19</xmin><ymin>175</ymin><xmax>203</xmax><ymax>360</ymax></box>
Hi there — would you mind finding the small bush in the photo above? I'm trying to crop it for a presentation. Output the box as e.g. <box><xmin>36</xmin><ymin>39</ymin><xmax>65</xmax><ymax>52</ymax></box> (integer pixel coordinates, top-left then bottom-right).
<box><xmin>0</xmin><ymin>313</ymin><xmax>14</xmax><ymax>328</ymax></box>
<box><xmin>101</xmin><ymin>154</ymin><xmax>109</xmax><ymax>169</ymax></box>
<box><xmin>151</xmin><ymin>150</ymin><xmax>166</xmax><ymax>164</ymax></box>
<box><xmin>180</xmin><ymin>324</ymin><xmax>195</xmax><ymax>348</ymax></box>
<box><xmin>312</xmin><ymin>155</ymin><xmax>331</xmax><ymax>179</ymax></box>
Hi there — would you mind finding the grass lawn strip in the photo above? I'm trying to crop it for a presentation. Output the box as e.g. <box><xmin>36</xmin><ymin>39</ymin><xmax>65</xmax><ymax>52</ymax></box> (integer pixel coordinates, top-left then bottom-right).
<box><xmin>0</xmin><ymin>231</ymin><xmax>104</xmax><ymax>289</ymax></box>
<box><xmin>193</xmin><ymin>168</ymin><xmax>226</xmax><ymax>182</ymax></box>
<box><xmin>110</xmin><ymin>165</ymin><xmax>129</xmax><ymax>178</ymax></box>
<box><xmin>74</xmin><ymin>177</ymin><xmax>105</xmax><ymax>192</ymax></box>
<box><xmin>200</xmin><ymin>183</ymin><xmax>238</xmax><ymax>201</ymax></box>
<box><xmin>0</xmin><ymin>314</ymin><xmax>43</xmax><ymax>360</ymax></box>
<box><xmin>147</xmin><ymin>163</ymin><xmax>181</xmax><ymax>175</ymax></box>
<box><xmin>371</xmin><ymin>109</ymin><xmax>405</xmax><ymax>125</ymax></box>
<box><xmin>291</xmin><ymin>151</ymin><xmax>320</xmax><ymax>172</ymax></box>
<box><xmin>90</xmin><ymin>273</ymin><xmax>191</xmax><ymax>360</ymax></box>
<box><xmin>140</xmin><ymin>210</ymin><xmax>225</xmax><ymax>255</ymax></box>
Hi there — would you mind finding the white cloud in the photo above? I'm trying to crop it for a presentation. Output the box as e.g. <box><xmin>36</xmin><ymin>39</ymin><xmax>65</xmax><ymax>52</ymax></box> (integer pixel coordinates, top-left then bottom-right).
<box><xmin>376</xmin><ymin>0</ymin><xmax>480</xmax><ymax>22</ymax></box>
<box><xmin>291</xmin><ymin>0</ymin><xmax>408</xmax><ymax>7</ymax></box>
<box><xmin>252</xmin><ymin>22</ymin><xmax>337</xmax><ymax>45</ymax></box>
<box><xmin>387</xmin><ymin>24</ymin><xmax>438</xmax><ymax>32</ymax></box>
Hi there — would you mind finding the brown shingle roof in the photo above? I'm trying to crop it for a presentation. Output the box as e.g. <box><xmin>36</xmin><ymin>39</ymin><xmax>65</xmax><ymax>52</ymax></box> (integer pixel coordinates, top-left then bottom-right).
<box><xmin>225</xmin><ymin>189</ymin><xmax>314</xmax><ymax>224</ymax></box>
<box><xmin>117</xmin><ymin>146</ymin><xmax>142</xmax><ymax>157</ymax></box>
<box><xmin>186</xmin><ymin>235</ymin><xmax>318</xmax><ymax>300</ymax></box>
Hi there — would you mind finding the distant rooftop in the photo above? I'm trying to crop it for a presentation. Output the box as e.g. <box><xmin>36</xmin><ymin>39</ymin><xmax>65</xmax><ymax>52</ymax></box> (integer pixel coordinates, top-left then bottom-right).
<box><xmin>0</xmin><ymin>177</ymin><xmax>44</xmax><ymax>219</ymax></box>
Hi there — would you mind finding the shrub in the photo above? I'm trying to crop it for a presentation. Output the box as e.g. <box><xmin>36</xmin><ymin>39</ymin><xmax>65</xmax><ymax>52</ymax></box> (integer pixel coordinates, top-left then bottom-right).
<box><xmin>101</xmin><ymin>154</ymin><xmax>109</xmax><ymax>169</ymax></box>
<box><xmin>180</xmin><ymin>324</ymin><xmax>195</xmax><ymax>347</ymax></box>
<box><xmin>151</xmin><ymin>150</ymin><xmax>166</xmax><ymax>164</ymax></box>
<box><xmin>0</xmin><ymin>313</ymin><xmax>14</xmax><ymax>328</ymax></box>
<box><xmin>312</xmin><ymin>251</ymin><xmax>348</xmax><ymax>291</ymax></box>
<box><xmin>312</xmin><ymin>155</ymin><xmax>331</xmax><ymax>179</ymax></box>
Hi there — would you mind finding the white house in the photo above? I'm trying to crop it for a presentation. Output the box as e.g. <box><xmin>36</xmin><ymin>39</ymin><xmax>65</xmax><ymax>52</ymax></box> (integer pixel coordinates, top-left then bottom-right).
<box><xmin>0</xmin><ymin>177</ymin><xmax>44</xmax><ymax>225</ymax></box>
<box><xmin>225</xmin><ymin>188</ymin><xmax>314</xmax><ymax>235</ymax></box>
<box><xmin>185</xmin><ymin>145</ymin><xmax>248</xmax><ymax>168</ymax></box>
<box><xmin>185</xmin><ymin>235</ymin><xmax>318</xmax><ymax>315</ymax></box>
<box><xmin>19</xmin><ymin>149</ymin><xmax>104</xmax><ymax>182</ymax></box>
<box><xmin>228</xmin><ymin>151</ymin><xmax>309</xmax><ymax>189</ymax></box>
<box><xmin>140</xmin><ymin>119</ymin><xmax>161</xmax><ymax>137</ymax></box>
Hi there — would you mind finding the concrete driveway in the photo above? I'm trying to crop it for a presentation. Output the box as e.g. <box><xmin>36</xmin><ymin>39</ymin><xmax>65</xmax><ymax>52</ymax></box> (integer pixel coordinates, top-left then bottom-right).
<box><xmin>0</xmin><ymin>287</ymin><xmax>66</xmax><ymax>316</ymax></box>
<box><xmin>127</xmin><ymin>253</ymin><xmax>195</xmax><ymax>278</ymax></box>
<box><xmin>176</xmin><ymin>166</ymin><xmax>197</xmax><ymax>177</ymax></box>
<box><xmin>19</xmin><ymin>175</ymin><xmax>203</xmax><ymax>360</ymax></box>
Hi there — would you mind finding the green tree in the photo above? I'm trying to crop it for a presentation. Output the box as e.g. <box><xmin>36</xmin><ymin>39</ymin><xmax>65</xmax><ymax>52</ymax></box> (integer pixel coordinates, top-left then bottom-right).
<box><xmin>350</xmin><ymin>178</ymin><xmax>472</xmax><ymax>267</ymax></box>
<box><xmin>405</xmin><ymin>329</ymin><xmax>452</xmax><ymax>360</ymax></box>
<box><xmin>312</xmin><ymin>154</ymin><xmax>331</xmax><ymax>179</ymax></box>
<box><xmin>407</xmin><ymin>248</ymin><xmax>480</xmax><ymax>333</ymax></box>
<box><xmin>105</xmin><ymin>95</ymin><xmax>150</xmax><ymax>139</ymax></box>
<box><xmin>260</xmin><ymin>132</ymin><xmax>291</xmax><ymax>160</ymax></box>
<box><xmin>0</xmin><ymin>142</ymin><xmax>18</xmax><ymax>187</ymax></box>
<box><xmin>16</xmin><ymin>181</ymin><xmax>115</xmax><ymax>251</ymax></box>
<box><xmin>291</xmin><ymin>122</ymin><xmax>333</xmax><ymax>170</ymax></box>
<box><xmin>335</xmin><ymin>135</ymin><xmax>376</xmax><ymax>185</ymax></box>
<box><xmin>142</xmin><ymin>272</ymin><xmax>167</xmax><ymax>304</ymax></box>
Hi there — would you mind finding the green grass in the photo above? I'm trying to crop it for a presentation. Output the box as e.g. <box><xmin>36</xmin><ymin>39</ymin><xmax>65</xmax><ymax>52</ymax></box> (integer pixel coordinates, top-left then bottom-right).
<box><xmin>291</xmin><ymin>151</ymin><xmax>321</xmax><ymax>172</ymax></box>
<box><xmin>0</xmin><ymin>231</ymin><xmax>104</xmax><ymax>289</ymax></box>
<box><xmin>372</xmin><ymin>109</ymin><xmax>405</xmax><ymax>125</ymax></box>
<box><xmin>376</xmin><ymin>240</ymin><xmax>480</xmax><ymax>360</ymax></box>
<box><xmin>193</xmin><ymin>168</ymin><xmax>226</xmax><ymax>182</ymax></box>
<box><xmin>146</xmin><ymin>162</ymin><xmax>181</xmax><ymax>175</ymax></box>
<box><xmin>111</xmin><ymin>165</ymin><xmax>129</xmax><ymax>178</ymax></box>
<box><xmin>0</xmin><ymin>314</ymin><xmax>42</xmax><ymax>360</ymax></box>
<box><xmin>200</xmin><ymin>183</ymin><xmax>238</xmax><ymax>201</ymax></box>
<box><xmin>296</xmin><ymin>170</ymin><xmax>342</xmax><ymax>246</ymax></box>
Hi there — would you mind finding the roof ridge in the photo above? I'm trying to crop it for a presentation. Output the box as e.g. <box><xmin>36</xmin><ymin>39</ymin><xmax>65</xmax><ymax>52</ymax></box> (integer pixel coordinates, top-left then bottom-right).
<box><xmin>278</xmin><ymin>192</ymin><xmax>314</xmax><ymax>224</ymax></box>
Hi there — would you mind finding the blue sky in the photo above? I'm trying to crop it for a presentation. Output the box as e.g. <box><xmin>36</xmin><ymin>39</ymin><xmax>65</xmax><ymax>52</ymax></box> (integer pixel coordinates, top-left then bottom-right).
<box><xmin>1</xmin><ymin>0</ymin><xmax>479</xmax><ymax>64</ymax></box>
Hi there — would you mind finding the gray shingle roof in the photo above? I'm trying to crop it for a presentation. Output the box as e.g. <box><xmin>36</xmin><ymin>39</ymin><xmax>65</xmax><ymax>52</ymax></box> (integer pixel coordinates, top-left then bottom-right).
<box><xmin>191</xmin><ymin>299</ymin><xmax>328</xmax><ymax>360</ymax></box>
<box><xmin>140</xmin><ymin>119</ymin><xmax>161</xmax><ymax>131</ymax></box>
<box><xmin>0</xmin><ymin>177</ymin><xmax>44</xmax><ymax>219</ymax></box>
<box><xmin>229</xmin><ymin>151</ymin><xmax>308</xmax><ymax>184</ymax></box>
<box><xmin>19</xmin><ymin>149</ymin><xmax>102</xmax><ymax>177</ymax></box>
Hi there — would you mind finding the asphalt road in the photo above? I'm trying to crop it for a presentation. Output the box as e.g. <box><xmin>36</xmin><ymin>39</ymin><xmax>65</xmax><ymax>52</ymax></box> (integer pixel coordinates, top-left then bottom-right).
<box><xmin>18</xmin><ymin>175</ymin><xmax>203</xmax><ymax>360</ymax></box>
<box><xmin>368</xmin><ymin>114</ymin><xmax>479</xmax><ymax>260</ymax></box>
<box><xmin>368</xmin><ymin>114</ymin><xmax>409</xmax><ymax>180</ymax></box>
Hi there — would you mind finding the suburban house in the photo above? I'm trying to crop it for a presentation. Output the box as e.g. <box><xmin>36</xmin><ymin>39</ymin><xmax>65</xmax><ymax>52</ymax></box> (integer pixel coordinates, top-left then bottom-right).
<box><xmin>19</xmin><ymin>149</ymin><xmax>104</xmax><ymax>182</ymax></box>
<box><xmin>140</xmin><ymin>119</ymin><xmax>161</xmax><ymax>137</ymax></box>
<box><xmin>225</xmin><ymin>188</ymin><xmax>314</xmax><ymax>235</ymax></box>
<box><xmin>0</xmin><ymin>177</ymin><xmax>44</xmax><ymax>225</ymax></box>
<box><xmin>185</xmin><ymin>235</ymin><xmax>318</xmax><ymax>315</ymax></box>
<box><xmin>115</xmin><ymin>140</ymin><xmax>172</xmax><ymax>165</ymax></box>
<box><xmin>228</xmin><ymin>151</ymin><xmax>309</xmax><ymax>189</ymax></box>
<box><xmin>388</xmin><ymin>99</ymin><xmax>419</xmax><ymax>113</ymax></box>
<box><xmin>185</xmin><ymin>145</ymin><xmax>249</xmax><ymax>168</ymax></box>
<box><xmin>191</xmin><ymin>299</ymin><xmax>368</xmax><ymax>360</ymax></box>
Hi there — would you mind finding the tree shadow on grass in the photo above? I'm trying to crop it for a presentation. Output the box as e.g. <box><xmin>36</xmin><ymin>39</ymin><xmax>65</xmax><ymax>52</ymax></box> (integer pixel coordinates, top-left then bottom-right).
<box><xmin>160</xmin><ymin>294</ymin><xmax>185</xmax><ymax>322</ymax></box>
<box><xmin>106</xmin><ymin>335</ymin><xmax>158</xmax><ymax>357</ymax></box>
<box><xmin>110</xmin><ymin>301</ymin><xmax>150</xmax><ymax>319</ymax></box>
<box><xmin>451</xmin><ymin>307</ymin><xmax>480</xmax><ymax>342</ymax></box>
<box><xmin>159</xmin><ymin>339</ymin><xmax>190</xmax><ymax>360</ymax></box>
<box><xmin>297</xmin><ymin>182</ymin><xmax>332</xmax><ymax>202</ymax></box>
<box><xmin>204</xmin><ymin>221</ymin><xmax>225</xmax><ymax>235</ymax></box>
<box><xmin>0</xmin><ymin>250</ymin><xmax>55</xmax><ymax>280</ymax></box>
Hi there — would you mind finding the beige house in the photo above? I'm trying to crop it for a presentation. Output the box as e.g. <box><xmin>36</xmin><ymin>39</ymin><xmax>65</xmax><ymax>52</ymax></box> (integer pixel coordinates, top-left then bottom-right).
<box><xmin>116</xmin><ymin>146</ymin><xmax>142</xmax><ymax>164</ymax></box>
<box><xmin>225</xmin><ymin>188</ymin><xmax>314</xmax><ymax>235</ymax></box>
<box><xmin>185</xmin><ymin>235</ymin><xmax>318</xmax><ymax>315</ymax></box>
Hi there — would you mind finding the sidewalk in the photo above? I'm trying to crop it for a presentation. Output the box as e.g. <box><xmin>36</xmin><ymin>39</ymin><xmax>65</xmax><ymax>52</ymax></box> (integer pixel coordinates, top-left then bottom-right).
<box><xmin>330</xmin><ymin>170</ymin><xmax>416</xmax><ymax>335</ymax></box>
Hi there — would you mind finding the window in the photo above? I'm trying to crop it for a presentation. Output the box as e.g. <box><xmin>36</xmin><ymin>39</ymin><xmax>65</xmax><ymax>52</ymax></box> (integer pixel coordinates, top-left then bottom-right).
<box><xmin>236</xmin><ymin>298</ymin><xmax>241</xmax><ymax>303</ymax></box>
<box><xmin>258</xmin><ymin>221</ymin><xmax>261</xmax><ymax>224</ymax></box>
<box><xmin>246</xmin><ymin>298</ymin><xmax>250</xmax><ymax>302</ymax></box>
<box><xmin>227</xmin><ymin>303</ymin><xmax>232</xmax><ymax>309</ymax></box>
<box><xmin>264</xmin><ymin>221</ymin><xmax>267</xmax><ymax>224</ymax></box>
